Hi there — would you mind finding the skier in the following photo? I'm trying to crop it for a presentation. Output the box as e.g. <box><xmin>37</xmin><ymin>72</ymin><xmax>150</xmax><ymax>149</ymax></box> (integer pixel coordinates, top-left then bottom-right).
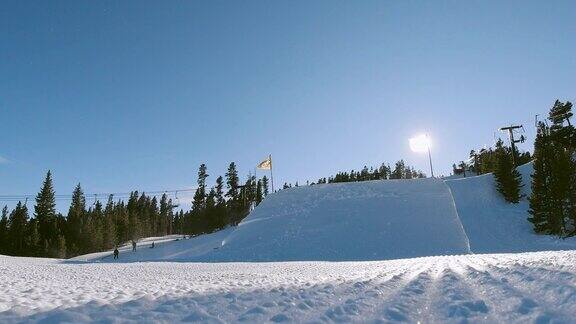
<box><xmin>131</xmin><ymin>240</ymin><xmax>137</xmax><ymax>252</ymax></box>
<box><xmin>113</xmin><ymin>247</ymin><xmax>119</xmax><ymax>259</ymax></box>
<box><xmin>150</xmin><ymin>241</ymin><xmax>155</xmax><ymax>249</ymax></box>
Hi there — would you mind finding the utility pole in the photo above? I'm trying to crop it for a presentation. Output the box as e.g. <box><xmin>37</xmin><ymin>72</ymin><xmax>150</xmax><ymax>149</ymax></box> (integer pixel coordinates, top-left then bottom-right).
<box><xmin>500</xmin><ymin>124</ymin><xmax>525</xmax><ymax>167</ymax></box>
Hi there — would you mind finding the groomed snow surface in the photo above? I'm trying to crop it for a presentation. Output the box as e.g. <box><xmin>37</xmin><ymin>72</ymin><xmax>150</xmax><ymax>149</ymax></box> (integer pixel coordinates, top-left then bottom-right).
<box><xmin>2</xmin><ymin>251</ymin><xmax>576</xmax><ymax>323</ymax></box>
<box><xmin>3</xmin><ymin>162</ymin><xmax>576</xmax><ymax>322</ymax></box>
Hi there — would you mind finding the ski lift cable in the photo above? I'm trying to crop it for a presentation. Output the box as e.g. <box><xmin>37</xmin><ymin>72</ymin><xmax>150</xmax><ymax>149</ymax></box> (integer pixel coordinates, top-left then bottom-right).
<box><xmin>0</xmin><ymin>187</ymin><xmax>198</xmax><ymax>202</ymax></box>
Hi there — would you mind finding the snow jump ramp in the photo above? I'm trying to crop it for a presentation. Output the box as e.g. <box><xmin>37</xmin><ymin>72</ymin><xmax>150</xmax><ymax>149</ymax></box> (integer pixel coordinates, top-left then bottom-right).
<box><xmin>202</xmin><ymin>178</ymin><xmax>472</xmax><ymax>262</ymax></box>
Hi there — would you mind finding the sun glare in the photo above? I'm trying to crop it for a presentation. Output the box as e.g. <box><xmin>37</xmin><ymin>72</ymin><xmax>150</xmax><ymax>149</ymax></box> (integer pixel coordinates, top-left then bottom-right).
<box><xmin>409</xmin><ymin>134</ymin><xmax>431</xmax><ymax>153</ymax></box>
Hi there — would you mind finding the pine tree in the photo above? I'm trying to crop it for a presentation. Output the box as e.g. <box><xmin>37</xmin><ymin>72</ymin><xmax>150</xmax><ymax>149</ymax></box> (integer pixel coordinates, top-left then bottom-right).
<box><xmin>225</xmin><ymin>162</ymin><xmax>240</xmax><ymax>223</ymax></box>
<box><xmin>549</xmin><ymin>100</ymin><xmax>575</xmax><ymax>148</ymax></box>
<box><xmin>55</xmin><ymin>235</ymin><xmax>67</xmax><ymax>259</ymax></box>
<box><xmin>8</xmin><ymin>202</ymin><xmax>29</xmax><ymax>255</ymax></box>
<box><xmin>159</xmin><ymin>194</ymin><xmax>171</xmax><ymax>236</ymax></box>
<box><xmin>0</xmin><ymin>206</ymin><xmax>8</xmax><ymax>255</ymax></box>
<box><xmin>148</xmin><ymin>196</ymin><xmax>159</xmax><ymax>236</ymax></box>
<box><xmin>529</xmin><ymin>112</ymin><xmax>576</xmax><ymax>236</ymax></box>
<box><xmin>102</xmin><ymin>195</ymin><xmax>117</xmax><ymax>249</ymax></box>
<box><xmin>548</xmin><ymin>101</ymin><xmax>576</xmax><ymax>235</ymax></box>
<box><xmin>379</xmin><ymin>163</ymin><xmax>390</xmax><ymax>180</ymax></box>
<box><xmin>225</xmin><ymin>162</ymin><xmax>239</xmax><ymax>202</ymax></box>
<box><xmin>494</xmin><ymin>140</ymin><xmax>523</xmax><ymax>203</ymax></box>
<box><xmin>115</xmin><ymin>201</ymin><xmax>129</xmax><ymax>244</ymax></box>
<box><xmin>34</xmin><ymin>171</ymin><xmax>59</xmax><ymax>257</ymax></box>
<box><xmin>205</xmin><ymin>188</ymin><xmax>220</xmax><ymax>232</ymax></box>
<box><xmin>127</xmin><ymin>191</ymin><xmax>141</xmax><ymax>240</ymax></box>
<box><xmin>192</xmin><ymin>164</ymin><xmax>209</xmax><ymax>212</ymax></box>
<box><xmin>66</xmin><ymin>183</ymin><xmax>86</xmax><ymax>255</ymax></box>
<box><xmin>85</xmin><ymin>200</ymin><xmax>104</xmax><ymax>252</ymax></box>
<box><xmin>215</xmin><ymin>176</ymin><xmax>225</xmax><ymax>206</ymax></box>
<box><xmin>391</xmin><ymin>160</ymin><xmax>405</xmax><ymax>179</ymax></box>
<box><xmin>256</xmin><ymin>180</ymin><xmax>263</xmax><ymax>205</ymax></box>
<box><xmin>261</xmin><ymin>176</ymin><xmax>269</xmax><ymax>196</ymax></box>
<box><xmin>25</xmin><ymin>218</ymin><xmax>40</xmax><ymax>256</ymax></box>
<box><xmin>567</xmin><ymin>157</ymin><xmax>576</xmax><ymax>236</ymax></box>
<box><xmin>469</xmin><ymin>150</ymin><xmax>479</xmax><ymax>173</ymax></box>
<box><xmin>213</xmin><ymin>176</ymin><xmax>228</xmax><ymax>228</ymax></box>
<box><xmin>549</xmin><ymin>100</ymin><xmax>573</xmax><ymax>127</ymax></box>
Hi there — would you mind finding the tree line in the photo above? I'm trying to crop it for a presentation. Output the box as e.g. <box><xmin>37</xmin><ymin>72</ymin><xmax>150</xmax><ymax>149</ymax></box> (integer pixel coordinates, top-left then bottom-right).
<box><xmin>0</xmin><ymin>162</ymin><xmax>269</xmax><ymax>258</ymax></box>
<box><xmin>278</xmin><ymin>160</ymin><xmax>425</xmax><ymax>189</ymax></box>
<box><xmin>528</xmin><ymin>100</ymin><xmax>576</xmax><ymax>237</ymax></box>
<box><xmin>453</xmin><ymin>145</ymin><xmax>531</xmax><ymax>177</ymax></box>
<box><xmin>314</xmin><ymin>160</ymin><xmax>426</xmax><ymax>185</ymax></box>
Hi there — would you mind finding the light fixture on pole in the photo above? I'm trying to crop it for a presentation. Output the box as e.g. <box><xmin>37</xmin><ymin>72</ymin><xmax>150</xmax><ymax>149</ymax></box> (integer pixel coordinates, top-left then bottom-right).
<box><xmin>409</xmin><ymin>134</ymin><xmax>434</xmax><ymax>178</ymax></box>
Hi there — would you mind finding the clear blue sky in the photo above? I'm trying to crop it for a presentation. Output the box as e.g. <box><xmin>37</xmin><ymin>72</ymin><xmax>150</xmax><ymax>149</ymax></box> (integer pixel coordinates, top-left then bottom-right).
<box><xmin>1</xmin><ymin>1</ymin><xmax>575</xmax><ymax>211</ymax></box>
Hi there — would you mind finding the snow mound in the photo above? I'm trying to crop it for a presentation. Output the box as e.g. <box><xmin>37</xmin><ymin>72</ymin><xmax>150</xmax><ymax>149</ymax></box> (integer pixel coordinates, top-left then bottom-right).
<box><xmin>201</xmin><ymin>178</ymin><xmax>471</xmax><ymax>261</ymax></box>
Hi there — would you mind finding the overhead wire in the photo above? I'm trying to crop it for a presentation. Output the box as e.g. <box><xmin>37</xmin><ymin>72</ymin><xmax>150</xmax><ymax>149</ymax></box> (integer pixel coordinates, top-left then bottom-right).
<box><xmin>0</xmin><ymin>188</ymin><xmax>198</xmax><ymax>203</ymax></box>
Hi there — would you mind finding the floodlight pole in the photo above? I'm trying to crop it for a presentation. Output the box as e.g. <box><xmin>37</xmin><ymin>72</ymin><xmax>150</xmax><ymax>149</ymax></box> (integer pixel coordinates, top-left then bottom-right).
<box><xmin>427</xmin><ymin>144</ymin><xmax>435</xmax><ymax>178</ymax></box>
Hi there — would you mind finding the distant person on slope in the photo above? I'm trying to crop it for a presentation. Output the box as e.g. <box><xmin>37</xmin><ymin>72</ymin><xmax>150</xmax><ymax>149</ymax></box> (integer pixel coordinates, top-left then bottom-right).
<box><xmin>132</xmin><ymin>240</ymin><xmax>137</xmax><ymax>252</ymax></box>
<box><xmin>150</xmin><ymin>242</ymin><xmax>155</xmax><ymax>249</ymax></box>
<box><xmin>113</xmin><ymin>247</ymin><xmax>119</xmax><ymax>260</ymax></box>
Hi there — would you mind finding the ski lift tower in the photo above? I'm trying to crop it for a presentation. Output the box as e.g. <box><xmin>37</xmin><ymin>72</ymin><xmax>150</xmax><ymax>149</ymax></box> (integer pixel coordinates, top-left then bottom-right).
<box><xmin>499</xmin><ymin>124</ymin><xmax>525</xmax><ymax>167</ymax></box>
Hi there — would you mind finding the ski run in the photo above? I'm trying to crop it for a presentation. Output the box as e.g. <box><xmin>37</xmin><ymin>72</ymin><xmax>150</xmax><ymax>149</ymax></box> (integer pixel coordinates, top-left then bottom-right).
<box><xmin>2</xmin><ymin>251</ymin><xmax>576</xmax><ymax>323</ymax></box>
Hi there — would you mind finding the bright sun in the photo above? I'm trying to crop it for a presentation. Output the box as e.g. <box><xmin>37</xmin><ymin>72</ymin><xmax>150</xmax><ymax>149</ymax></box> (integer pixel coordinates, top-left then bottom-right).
<box><xmin>409</xmin><ymin>134</ymin><xmax>431</xmax><ymax>153</ymax></box>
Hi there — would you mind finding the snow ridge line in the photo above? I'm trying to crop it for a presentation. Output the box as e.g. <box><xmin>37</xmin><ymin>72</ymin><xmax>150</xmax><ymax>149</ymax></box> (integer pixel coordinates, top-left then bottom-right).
<box><xmin>442</xmin><ymin>179</ymin><xmax>472</xmax><ymax>254</ymax></box>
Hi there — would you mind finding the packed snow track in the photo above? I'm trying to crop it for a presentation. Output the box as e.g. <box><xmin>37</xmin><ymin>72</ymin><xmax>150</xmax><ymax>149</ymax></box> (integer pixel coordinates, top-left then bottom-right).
<box><xmin>2</xmin><ymin>251</ymin><xmax>576</xmax><ymax>323</ymax></box>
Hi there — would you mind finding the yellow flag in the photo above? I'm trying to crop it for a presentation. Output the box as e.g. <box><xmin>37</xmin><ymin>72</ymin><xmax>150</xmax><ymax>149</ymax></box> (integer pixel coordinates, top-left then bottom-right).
<box><xmin>257</xmin><ymin>155</ymin><xmax>272</xmax><ymax>170</ymax></box>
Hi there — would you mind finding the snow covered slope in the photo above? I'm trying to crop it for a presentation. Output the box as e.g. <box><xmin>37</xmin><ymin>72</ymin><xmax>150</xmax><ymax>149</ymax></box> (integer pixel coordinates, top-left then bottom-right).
<box><xmin>445</xmin><ymin>162</ymin><xmax>576</xmax><ymax>254</ymax></box>
<box><xmin>201</xmin><ymin>178</ymin><xmax>471</xmax><ymax>262</ymax></box>
<box><xmin>3</xmin><ymin>251</ymin><xmax>576</xmax><ymax>323</ymax></box>
<box><xmin>73</xmin><ymin>163</ymin><xmax>576</xmax><ymax>264</ymax></box>
<box><xmin>70</xmin><ymin>229</ymin><xmax>232</xmax><ymax>263</ymax></box>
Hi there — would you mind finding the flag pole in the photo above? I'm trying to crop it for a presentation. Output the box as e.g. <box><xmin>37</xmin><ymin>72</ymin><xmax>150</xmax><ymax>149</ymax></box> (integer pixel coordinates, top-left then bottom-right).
<box><xmin>269</xmin><ymin>154</ymin><xmax>274</xmax><ymax>193</ymax></box>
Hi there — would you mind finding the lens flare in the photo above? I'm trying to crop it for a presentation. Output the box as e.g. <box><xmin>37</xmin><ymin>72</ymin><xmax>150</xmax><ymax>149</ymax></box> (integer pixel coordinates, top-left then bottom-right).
<box><xmin>409</xmin><ymin>134</ymin><xmax>431</xmax><ymax>153</ymax></box>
